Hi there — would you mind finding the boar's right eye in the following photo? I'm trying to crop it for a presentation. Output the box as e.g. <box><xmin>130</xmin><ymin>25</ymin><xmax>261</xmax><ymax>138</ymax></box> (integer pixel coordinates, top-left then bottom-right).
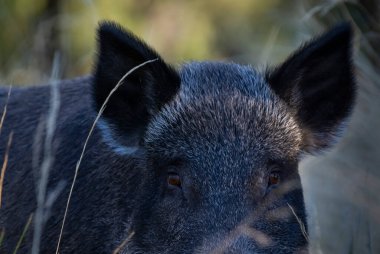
<box><xmin>167</xmin><ymin>173</ymin><xmax>181</xmax><ymax>188</ymax></box>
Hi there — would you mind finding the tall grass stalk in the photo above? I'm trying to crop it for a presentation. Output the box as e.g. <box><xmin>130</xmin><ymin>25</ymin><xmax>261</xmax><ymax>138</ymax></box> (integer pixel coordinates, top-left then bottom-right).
<box><xmin>31</xmin><ymin>53</ymin><xmax>61</xmax><ymax>254</ymax></box>
<box><xmin>0</xmin><ymin>86</ymin><xmax>12</xmax><ymax>208</ymax></box>
<box><xmin>0</xmin><ymin>86</ymin><xmax>12</xmax><ymax>136</ymax></box>
<box><xmin>0</xmin><ymin>228</ymin><xmax>4</xmax><ymax>248</ymax></box>
<box><xmin>13</xmin><ymin>214</ymin><xmax>33</xmax><ymax>254</ymax></box>
<box><xmin>55</xmin><ymin>58</ymin><xmax>158</xmax><ymax>254</ymax></box>
<box><xmin>0</xmin><ymin>132</ymin><xmax>13</xmax><ymax>209</ymax></box>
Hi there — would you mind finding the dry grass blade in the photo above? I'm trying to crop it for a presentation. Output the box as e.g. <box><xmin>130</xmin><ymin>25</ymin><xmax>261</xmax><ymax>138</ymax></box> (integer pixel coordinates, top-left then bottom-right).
<box><xmin>208</xmin><ymin>224</ymin><xmax>272</xmax><ymax>254</ymax></box>
<box><xmin>0</xmin><ymin>132</ymin><xmax>13</xmax><ymax>208</ymax></box>
<box><xmin>32</xmin><ymin>53</ymin><xmax>61</xmax><ymax>254</ymax></box>
<box><xmin>0</xmin><ymin>86</ymin><xmax>12</xmax><ymax>208</ymax></box>
<box><xmin>287</xmin><ymin>203</ymin><xmax>309</xmax><ymax>242</ymax></box>
<box><xmin>55</xmin><ymin>58</ymin><xmax>158</xmax><ymax>254</ymax></box>
<box><xmin>0</xmin><ymin>86</ymin><xmax>12</xmax><ymax>136</ymax></box>
<box><xmin>13</xmin><ymin>213</ymin><xmax>33</xmax><ymax>254</ymax></box>
<box><xmin>0</xmin><ymin>228</ymin><xmax>5</xmax><ymax>248</ymax></box>
<box><xmin>112</xmin><ymin>231</ymin><xmax>135</xmax><ymax>254</ymax></box>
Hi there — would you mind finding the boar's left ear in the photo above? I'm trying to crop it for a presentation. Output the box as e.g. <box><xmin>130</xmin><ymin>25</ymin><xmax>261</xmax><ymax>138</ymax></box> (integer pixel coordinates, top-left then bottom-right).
<box><xmin>93</xmin><ymin>21</ymin><xmax>180</xmax><ymax>154</ymax></box>
<box><xmin>266</xmin><ymin>23</ymin><xmax>356</xmax><ymax>153</ymax></box>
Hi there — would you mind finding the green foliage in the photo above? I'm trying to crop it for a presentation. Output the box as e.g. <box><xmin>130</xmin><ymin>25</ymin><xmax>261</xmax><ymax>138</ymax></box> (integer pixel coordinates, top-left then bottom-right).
<box><xmin>0</xmin><ymin>0</ymin><xmax>300</xmax><ymax>84</ymax></box>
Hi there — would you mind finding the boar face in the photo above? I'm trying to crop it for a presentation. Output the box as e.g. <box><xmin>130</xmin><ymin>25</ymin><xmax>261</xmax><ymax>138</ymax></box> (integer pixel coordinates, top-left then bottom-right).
<box><xmin>93</xmin><ymin>22</ymin><xmax>355</xmax><ymax>253</ymax></box>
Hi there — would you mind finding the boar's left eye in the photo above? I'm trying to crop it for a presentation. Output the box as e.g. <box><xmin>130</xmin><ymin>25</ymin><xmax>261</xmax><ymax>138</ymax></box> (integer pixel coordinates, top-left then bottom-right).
<box><xmin>268</xmin><ymin>171</ymin><xmax>281</xmax><ymax>187</ymax></box>
<box><xmin>167</xmin><ymin>173</ymin><xmax>181</xmax><ymax>188</ymax></box>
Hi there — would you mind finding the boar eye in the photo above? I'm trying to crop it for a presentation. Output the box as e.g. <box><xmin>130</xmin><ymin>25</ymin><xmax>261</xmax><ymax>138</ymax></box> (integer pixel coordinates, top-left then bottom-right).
<box><xmin>268</xmin><ymin>172</ymin><xmax>281</xmax><ymax>186</ymax></box>
<box><xmin>167</xmin><ymin>173</ymin><xmax>181</xmax><ymax>188</ymax></box>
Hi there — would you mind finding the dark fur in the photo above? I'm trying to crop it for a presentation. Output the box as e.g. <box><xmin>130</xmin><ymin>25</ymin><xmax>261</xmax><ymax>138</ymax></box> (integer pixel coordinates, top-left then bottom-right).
<box><xmin>0</xmin><ymin>21</ymin><xmax>355</xmax><ymax>253</ymax></box>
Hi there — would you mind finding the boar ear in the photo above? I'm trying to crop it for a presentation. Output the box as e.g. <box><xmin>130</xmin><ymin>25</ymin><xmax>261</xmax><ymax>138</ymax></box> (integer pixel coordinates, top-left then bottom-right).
<box><xmin>93</xmin><ymin>21</ymin><xmax>180</xmax><ymax>154</ymax></box>
<box><xmin>266</xmin><ymin>23</ymin><xmax>356</xmax><ymax>153</ymax></box>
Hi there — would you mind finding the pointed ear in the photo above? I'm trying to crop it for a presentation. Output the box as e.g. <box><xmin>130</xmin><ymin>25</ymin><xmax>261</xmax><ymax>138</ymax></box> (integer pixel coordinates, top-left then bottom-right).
<box><xmin>266</xmin><ymin>23</ymin><xmax>356</xmax><ymax>153</ymax></box>
<box><xmin>93</xmin><ymin>21</ymin><xmax>180</xmax><ymax>154</ymax></box>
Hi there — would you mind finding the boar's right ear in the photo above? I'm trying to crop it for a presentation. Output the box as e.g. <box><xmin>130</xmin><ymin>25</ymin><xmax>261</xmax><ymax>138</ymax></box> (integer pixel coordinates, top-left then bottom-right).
<box><xmin>93</xmin><ymin>21</ymin><xmax>180</xmax><ymax>154</ymax></box>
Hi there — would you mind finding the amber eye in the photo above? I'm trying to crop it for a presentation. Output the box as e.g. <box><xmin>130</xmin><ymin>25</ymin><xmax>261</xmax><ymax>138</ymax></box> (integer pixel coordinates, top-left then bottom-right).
<box><xmin>268</xmin><ymin>172</ymin><xmax>280</xmax><ymax>186</ymax></box>
<box><xmin>167</xmin><ymin>173</ymin><xmax>181</xmax><ymax>188</ymax></box>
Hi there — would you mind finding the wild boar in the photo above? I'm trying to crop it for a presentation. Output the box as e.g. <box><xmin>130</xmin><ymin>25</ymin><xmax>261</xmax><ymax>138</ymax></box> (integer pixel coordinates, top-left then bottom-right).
<box><xmin>0</xmin><ymin>21</ymin><xmax>355</xmax><ymax>253</ymax></box>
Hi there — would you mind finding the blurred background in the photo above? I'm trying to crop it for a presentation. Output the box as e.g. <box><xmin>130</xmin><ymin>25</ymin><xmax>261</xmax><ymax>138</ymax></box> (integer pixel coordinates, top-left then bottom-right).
<box><xmin>0</xmin><ymin>0</ymin><xmax>379</xmax><ymax>253</ymax></box>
